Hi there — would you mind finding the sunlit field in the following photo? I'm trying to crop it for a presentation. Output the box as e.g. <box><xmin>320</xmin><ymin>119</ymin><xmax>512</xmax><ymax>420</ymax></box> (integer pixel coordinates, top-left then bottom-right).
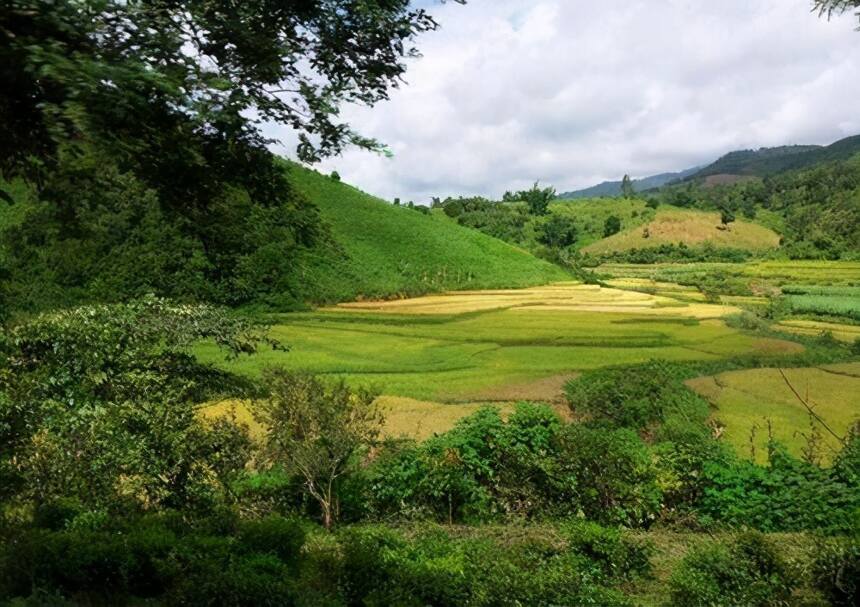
<box><xmin>197</xmin><ymin>282</ymin><xmax>809</xmax><ymax>438</ymax></box>
<box><xmin>687</xmin><ymin>363</ymin><xmax>860</xmax><ymax>464</ymax></box>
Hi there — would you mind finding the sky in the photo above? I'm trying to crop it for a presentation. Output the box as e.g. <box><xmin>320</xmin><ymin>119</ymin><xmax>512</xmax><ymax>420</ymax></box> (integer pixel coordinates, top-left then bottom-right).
<box><xmin>264</xmin><ymin>0</ymin><xmax>860</xmax><ymax>203</ymax></box>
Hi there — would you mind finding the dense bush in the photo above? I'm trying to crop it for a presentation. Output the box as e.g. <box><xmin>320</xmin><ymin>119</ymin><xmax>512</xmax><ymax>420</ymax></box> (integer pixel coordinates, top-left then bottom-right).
<box><xmin>812</xmin><ymin>536</ymin><xmax>860</xmax><ymax>607</ymax></box>
<box><xmin>695</xmin><ymin>442</ymin><xmax>860</xmax><ymax>533</ymax></box>
<box><xmin>366</xmin><ymin>404</ymin><xmax>662</xmax><ymax>527</ymax></box>
<box><xmin>668</xmin><ymin>532</ymin><xmax>796</xmax><ymax>607</ymax></box>
<box><xmin>335</xmin><ymin>525</ymin><xmax>634</xmax><ymax>607</ymax></box>
<box><xmin>0</xmin><ymin>514</ymin><xmax>306</xmax><ymax>605</ymax></box>
<box><xmin>555</xmin><ymin>425</ymin><xmax>662</xmax><ymax>526</ymax></box>
<box><xmin>564</xmin><ymin>360</ymin><xmax>709</xmax><ymax>432</ymax></box>
<box><xmin>367</xmin><ymin>404</ymin><xmax>577</xmax><ymax>522</ymax></box>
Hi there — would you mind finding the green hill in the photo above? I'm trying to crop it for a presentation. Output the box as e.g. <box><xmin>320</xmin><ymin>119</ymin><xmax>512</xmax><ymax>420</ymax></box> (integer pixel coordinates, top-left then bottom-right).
<box><xmin>287</xmin><ymin>164</ymin><xmax>568</xmax><ymax>302</ymax></box>
<box><xmin>0</xmin><ymin>165</ymin><xmax>567</xmax><ymax>310</ymax></box>
<box><xmin>581</xmin><ymin>207</ymin><xmax>780</xmax><ymax>255</ymax></box>
<box><xmin>687</xmin><ymin>134</ymin><xmax>860</xmax><ymax>180</ymax></box>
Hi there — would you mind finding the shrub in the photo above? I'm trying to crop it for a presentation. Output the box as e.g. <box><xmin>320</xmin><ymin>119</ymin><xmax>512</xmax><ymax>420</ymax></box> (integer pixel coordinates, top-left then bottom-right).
<box><xmin>565</xmin><ymin>361</ymin><xmax>708</xmax><ymax>432</ymax></box>
<box><xmin>555</xmin><ymin>425</ymin><xmax>662</xmax><ymax>527</ymax></box>
<box><xmin>335</xmin><ymin>525</ymin><xmax>634</xmax><ymax>606</ymax></box>
<box><xmin>668</xmin><ymin>531</ymin><xmax>795</xmax><ymax>607</ymax></box>
<box><xmin>812</xmin><ymin>537</ymin><xmax>860</xmax><ymax>607</ymax></box>
<box><xmin>695</xmin><ymin>444</ymin><xmax>860</xmax><ymax>533</ymax></box>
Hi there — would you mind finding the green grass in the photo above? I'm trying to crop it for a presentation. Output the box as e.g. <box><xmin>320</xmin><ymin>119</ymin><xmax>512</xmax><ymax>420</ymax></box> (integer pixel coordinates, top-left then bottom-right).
<box><xmin>198</xmin><ymin>285</ymin><xmax>804</xmax><ymax>403</ymax></box>
<box><xmin>286</xmin><ymin>163</ymin><xmax>568</xmax><ymax>303</ymax></box>
<box><xmin>687</xmin><ymin>363</ymin><xmax>860</xmax><ymax>464</ymax></box>
<box><xmin>581</xmin><ymin>207</ymin><xmax>780</xmax><ymax>254</ymax></box>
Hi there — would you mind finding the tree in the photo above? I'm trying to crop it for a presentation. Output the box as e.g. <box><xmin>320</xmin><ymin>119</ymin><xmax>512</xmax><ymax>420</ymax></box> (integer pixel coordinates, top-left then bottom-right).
<box><xmin>255</xmin><ymin>370</ymin><xmax>382</xmax><ymax>529</ymax></box>
<box><xmin>0</xmin><ymin>296</ymin><xmax>267</xmax><ymax>510</ymax></box>
<box><xmin>538</xmin><ymin>214</ymin><xmax>578</xmax><ymax>249</ymax></box>
<box><xmin>720</xmin><ymin>207</ymin><xmax>736</xmax><ymax>228</ymax></box>
<box><xmin>0</xmin><ymin>0</ymin><xmax>453</xmax><ymax>187</ymax></box>
<box><xmin>621</xmin><ymin>174</ymin><xmax>635</xmax><ymax>199</ymax></box>
<box><xmin>604</xmin><ymin>215</ymin><xmax>622</xmax><ymax>237</ymax></box>
<box><xmin>520</xmin><ymin>182</ymin><xmax>556</xmax><ymax>216</ymax></box>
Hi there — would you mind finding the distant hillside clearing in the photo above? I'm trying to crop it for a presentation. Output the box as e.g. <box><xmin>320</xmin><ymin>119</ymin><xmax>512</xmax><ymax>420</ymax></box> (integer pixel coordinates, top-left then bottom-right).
<box><xmin>582</xmin><ymin>208</ymin><xmax>780</xmax><ymax>254</ymax></box>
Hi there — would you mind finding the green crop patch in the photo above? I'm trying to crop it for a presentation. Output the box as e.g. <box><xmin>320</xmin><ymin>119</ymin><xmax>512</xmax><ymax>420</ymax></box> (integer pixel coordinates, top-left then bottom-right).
<box><xmin>198</xmin><ymin>284</ymin><xmax>804</xmax><ymax>404</ymax></box>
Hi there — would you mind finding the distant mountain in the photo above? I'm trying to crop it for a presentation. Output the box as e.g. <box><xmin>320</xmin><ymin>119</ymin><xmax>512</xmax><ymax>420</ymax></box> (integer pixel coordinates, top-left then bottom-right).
<box><xmin>686</xmin><ymin>134</ymin><xmax>860</xmax><ymax>181</ymax></box>
<box><xmin>557</xmin><ymin>166</ymin><xmax>700</xmax><ymax>199</ymax></box>
<box><xmin>557</xmin><ymin>134</ymin><xmax>860</xmax><ymax>200</ymax></box>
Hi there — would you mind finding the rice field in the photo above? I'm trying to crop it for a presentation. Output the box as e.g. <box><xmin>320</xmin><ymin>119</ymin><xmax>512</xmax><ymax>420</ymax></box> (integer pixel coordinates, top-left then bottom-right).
<box><xmin>687</xmin><ymin>363</ymin><xmax>860</xmax><ymax>464</ymax></box>
<box><xmin>775</xmin><ymin>319</ymin><xmax>860</xmax><ymax>343</ymax></box>
<box><xmin>197</xmin><ymin>282</ymin><xmax>807</xmax><ymax>439</ymax></box>
<box><xmin>599</xmin><ymin>260</ymin><xmax>860</xmax><ymax>288</ymax></box>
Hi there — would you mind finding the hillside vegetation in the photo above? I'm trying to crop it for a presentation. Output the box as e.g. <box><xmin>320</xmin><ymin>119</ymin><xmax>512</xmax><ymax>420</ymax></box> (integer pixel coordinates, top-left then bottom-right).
<box><xmin>0</xmin><ymin>165</ymin><xmax>566</xmax><ymax>313</ymax></box>
<box><xmin>286</xmin><ymin>164</ymin><xmax>568</xmax><ymax>302</ymax></box>
<box><xmin>581</xmin><ymin>208</ymin><xmax>780</xmax><ymax>255</ymax></box>
<box><xmin>687</xmin><ymin>134</ymin><xmax>860</xmax><ymax>180</ymax></box>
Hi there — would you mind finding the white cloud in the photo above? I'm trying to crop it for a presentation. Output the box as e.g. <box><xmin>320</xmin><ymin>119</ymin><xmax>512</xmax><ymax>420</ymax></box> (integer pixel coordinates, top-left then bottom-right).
<box><xmin>265</xmin><ymin>0</ymin><xmax>860</xmax><ymax>202</ymax></box>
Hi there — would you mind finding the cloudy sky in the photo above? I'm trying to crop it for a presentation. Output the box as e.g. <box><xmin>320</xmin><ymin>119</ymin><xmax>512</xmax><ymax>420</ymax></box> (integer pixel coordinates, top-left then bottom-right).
<box><xmin>266</xmin><ymin>0</ymin><xmax>860</xmax><ymax>203</ymax></box>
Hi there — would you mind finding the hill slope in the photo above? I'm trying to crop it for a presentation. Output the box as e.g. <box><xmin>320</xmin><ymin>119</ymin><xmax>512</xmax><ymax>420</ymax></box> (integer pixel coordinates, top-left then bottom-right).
<box><xmin>558</xmin><ymin>166</ymin><xmax>699</xmax><ymax>199</ymax></box>
<box><xmin>286</xmin><ymin>164</ymin><xmax>568</xmax><ymax>301</ymax></box>
<box><xmin>581</xmin><ymin>208</ymin><xmax>780</xmax><ymax>255</ymax></box>
<box><xmin>688</xmin><ymin>134</ymin><xmax>860</xmax><ymax>180</ymax></box>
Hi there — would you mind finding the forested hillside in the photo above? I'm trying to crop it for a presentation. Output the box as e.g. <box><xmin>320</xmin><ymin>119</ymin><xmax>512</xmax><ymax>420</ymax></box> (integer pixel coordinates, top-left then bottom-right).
<box><xmin>687</xmin><ymin>134</ymin><xmax>860</xmax><ymax>180</ymax></box>
<box><xmin>0</xmin><ymin>164</ymin><xmax>565</xmax><ymax>314</ymax></box>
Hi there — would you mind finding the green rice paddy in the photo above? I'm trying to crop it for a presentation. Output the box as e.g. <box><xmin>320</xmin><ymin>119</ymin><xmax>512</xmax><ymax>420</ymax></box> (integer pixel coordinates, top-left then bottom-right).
<box><xmin>197</xmin><ymin>283</ymin><xmax>803</xmax><ymax>404</ymax></box>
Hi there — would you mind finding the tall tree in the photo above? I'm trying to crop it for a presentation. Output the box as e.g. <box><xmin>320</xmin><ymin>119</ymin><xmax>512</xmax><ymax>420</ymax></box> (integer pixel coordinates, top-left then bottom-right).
<box><xmin>621</xmin><ymin>174</ymin><xmax>635</xmax><ymax>199</ymax></box>
<box><xmin>520</xmin><ymin>182</ymin><xmax>556</xmax><ymax>216</ymax></box>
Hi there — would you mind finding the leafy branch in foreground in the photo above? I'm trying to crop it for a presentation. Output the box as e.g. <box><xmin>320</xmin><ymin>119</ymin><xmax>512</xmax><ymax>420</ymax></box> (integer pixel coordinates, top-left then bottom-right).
<box><xmin>814</xmin><ymin>0</ymin><xmax>860</xmax><ymax>27</ymax></box>
<box><xmin>0</xmin><ymin>0</ymin><xmax>462</xmax><ymax>184</ymax></box>
<box><xmin>0</xmin><ymin>296</ymin><xmax>270</xmax><ymax>510</ymax></box>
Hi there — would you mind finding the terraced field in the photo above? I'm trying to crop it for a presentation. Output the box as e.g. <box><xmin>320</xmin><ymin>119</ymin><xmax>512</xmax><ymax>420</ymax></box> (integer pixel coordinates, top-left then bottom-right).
<box><xmin>600</xmin><ymin>260</ymin><xmax>860</xmax><ymax>287</ymax></box>
<box><xmin>688</xmin><ymin>363</ymin><xmax>860</xmax><ymax>464</ymax></box>
<box><xmin>199</xmin><ymin>282</ymin><xmax>805</xmax><ymax>438</ymax></box>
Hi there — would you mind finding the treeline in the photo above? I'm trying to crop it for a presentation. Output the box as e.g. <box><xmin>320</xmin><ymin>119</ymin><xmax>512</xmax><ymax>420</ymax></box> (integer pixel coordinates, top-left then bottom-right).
<box><xmin>1</xmin><ymin>299</ymin><xmax>858</xmax><ymax>604</ymax></box>
<box><xmin>432</xmin><ymin>186</ymin><xmax>592</xmax><ymax>268</ymax></box>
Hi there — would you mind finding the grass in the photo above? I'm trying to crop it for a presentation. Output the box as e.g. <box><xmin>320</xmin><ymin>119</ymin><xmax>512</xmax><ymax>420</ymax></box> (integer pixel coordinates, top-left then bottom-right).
<box><xmin>549</xmin><ymin>198</ymin><xmax>655</xmax><ymax>249</ymax></box>
<box><xmin>686</xmin><ymin>363</ymin><xmax>860</xmax><ymax>464</ymax></box>
<box><xmin>285</xmin><ymin>163</ymin><xmax>568</xmax><ymax>303</ymax></box>
<box><xmin>582</xmin><ymin>208</ymin><xmax>780</xmax><ymax>254</ymax></box>
<box><xmin>623</xmin><ymin>530</ymin><xmax>822</xmax><ymax>606</ymax></box>
<box><xmin>197</xmin><ymin>283</ymin><xmax>807</xmax><ymax>439</ymax></box>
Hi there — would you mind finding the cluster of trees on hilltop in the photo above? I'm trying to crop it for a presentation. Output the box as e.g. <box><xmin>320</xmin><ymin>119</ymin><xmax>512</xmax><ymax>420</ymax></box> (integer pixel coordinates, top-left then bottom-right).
<box><xmin>433</xmin><ymin>185</ymin><xmax>586</xmax><ymax>266</ymax></box>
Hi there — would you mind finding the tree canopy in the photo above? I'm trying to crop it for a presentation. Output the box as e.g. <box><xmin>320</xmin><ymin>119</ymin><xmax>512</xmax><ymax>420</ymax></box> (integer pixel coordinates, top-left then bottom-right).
<box><xmin>0</xmin><ymin>0</ymin><xmax>453</xmax><ymax>189</ymax></box>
